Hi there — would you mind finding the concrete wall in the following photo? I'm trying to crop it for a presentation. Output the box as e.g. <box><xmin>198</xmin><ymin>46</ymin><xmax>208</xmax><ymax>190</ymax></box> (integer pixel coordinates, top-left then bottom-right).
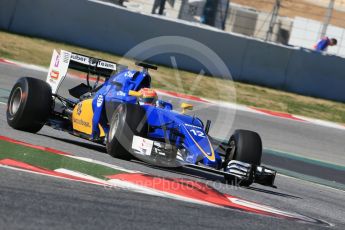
<box><xmin>240</xmin><ymin>40</ymin><xmax>293</xmax><ymax>89</ymax></box>
<box><xmin>1</xmin><ymin>0</ymin><xmax>345</xmax><ymax>102</ymax></box>
<box><xmin>286</xmin><ymin>49</ymin><xmax>345</xmax><ymax>101</ymax></box>
<box><xmin>0</xmin><ymin>0</ymin><xmax>17</xmax><ymax>30</ymax></box>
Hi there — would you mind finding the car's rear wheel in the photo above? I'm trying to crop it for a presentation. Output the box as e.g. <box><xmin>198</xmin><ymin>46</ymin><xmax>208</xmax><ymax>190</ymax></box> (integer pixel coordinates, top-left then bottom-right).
<box><xmin>7</xmin><ymin>77</ymin><xmax>53</xmax><ymax>133</ymax></box>
<box><xmin>106</xmin><ymin>103</ymin><xmax>148</xmax><ymax>160</ymax></box>
<box><xmin>224</xmin><ymin>129</ymin><xmax>262</xmax><ymax>186</ymax></box>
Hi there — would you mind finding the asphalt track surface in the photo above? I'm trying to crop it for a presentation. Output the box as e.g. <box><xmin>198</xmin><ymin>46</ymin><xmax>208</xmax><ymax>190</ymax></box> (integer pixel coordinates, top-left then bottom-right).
<box><xmin>0</xmin><ymin>63</ymin><xmax>345</xmax><ymax>229</ymax></box>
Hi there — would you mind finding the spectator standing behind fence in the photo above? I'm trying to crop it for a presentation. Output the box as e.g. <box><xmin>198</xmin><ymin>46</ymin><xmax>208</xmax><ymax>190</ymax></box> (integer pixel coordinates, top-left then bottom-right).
<box><xmin>314</xmin><ymin>37</ymin><xmax>337</xmax><ymax>51</ymax></box>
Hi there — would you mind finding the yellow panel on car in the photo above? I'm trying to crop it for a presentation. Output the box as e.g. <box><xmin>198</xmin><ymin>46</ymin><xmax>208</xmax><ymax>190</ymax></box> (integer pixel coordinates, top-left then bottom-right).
<box><xmin>72</xmin><ymin>99</ymin><xmax>105</xmax><ymax>137</ymax></box>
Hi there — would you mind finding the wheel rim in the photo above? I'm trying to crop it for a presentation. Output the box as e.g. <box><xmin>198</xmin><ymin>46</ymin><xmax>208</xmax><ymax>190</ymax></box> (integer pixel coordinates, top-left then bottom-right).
<box><xmin>9</xmin><ymin>87</ymin><xmax>23</xmax><ymax>116</ymax></box>
<box><xmin>109</xmin><ymin>113</ymin><xmax>120</xmax><ymax>141</ymax></box>
<box><xmin>229</xmin><ymin>139</ymin><xmax>236</xmax><ymax>159</ymax></box>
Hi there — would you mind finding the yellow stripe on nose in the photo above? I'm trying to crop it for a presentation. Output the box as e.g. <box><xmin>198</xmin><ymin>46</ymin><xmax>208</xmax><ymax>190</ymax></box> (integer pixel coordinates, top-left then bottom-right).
<box><xmin>184</xmin><ymin>126</ymin><xmax>215</xmax><ymax>162</ymax></box>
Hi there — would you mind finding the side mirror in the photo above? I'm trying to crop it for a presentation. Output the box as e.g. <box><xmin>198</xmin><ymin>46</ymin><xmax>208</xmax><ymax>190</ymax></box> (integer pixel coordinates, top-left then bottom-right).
<box><xmin>128</xmin><ymin>90</ymin><xmax>142</xmax><ymax>97</ymax></box>
<box><xmin>181</xmin><ymin>103</ymin><xmax>193</xmax><ymax>114</ymax></box>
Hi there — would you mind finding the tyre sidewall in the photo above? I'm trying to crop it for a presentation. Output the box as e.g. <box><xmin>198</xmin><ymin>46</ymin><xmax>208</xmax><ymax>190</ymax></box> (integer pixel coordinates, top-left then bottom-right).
<box><xmin>107</xmin><ymin>103</ymin><xmax>148</xmax><ymax>160</ymax></box>
<box><xmin>6</xmin><ymin>77</ymin><xmax>52</xmax><ymax>132</ymax></box>
<box><xmin>7</xmin><ymin>78</ymin><xmax>29</xmax><ymax>127</ymax></box>
<box><xmin>224</xmin><ymin>130</ymin><xmax>262</xmax><ymax>186</ymax></box>
<box><xmin>231</xmin><ymin>130</ymin><xmax>262</xmax><ymax>165</ymax></box>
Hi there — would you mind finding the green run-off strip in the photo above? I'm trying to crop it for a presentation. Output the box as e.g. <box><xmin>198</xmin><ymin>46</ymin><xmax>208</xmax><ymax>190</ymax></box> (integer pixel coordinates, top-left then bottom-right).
<box><xmin>0</xmin><ymin>140</ymin><xmax>123</xmax><ymax>180</ymax></box>
<box><xmin>214</xmin><ymin>138</ymin><xmax>344</xmax><ymax>171</ymax></box>
<box><xmin>268</xmin><ymin>165</ymin><xmax>345</xmax><ymax>191</ymax></box>
<box><xmin>265</xmin><ymin>149</ymin><xmax>345</xmax><ymax>172</ymax></box>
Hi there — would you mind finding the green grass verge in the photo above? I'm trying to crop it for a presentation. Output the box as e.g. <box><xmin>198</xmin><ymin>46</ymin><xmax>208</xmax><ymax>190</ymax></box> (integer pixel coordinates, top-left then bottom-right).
<box><xmin>1</xmin><ymin>30</ymin><xmax>345</xmax><ymax>123</ymax></box>
<box><xmin>0</xmin><ymin>140</ymin><xmax>123</xmax><ymax>180</ymax></box>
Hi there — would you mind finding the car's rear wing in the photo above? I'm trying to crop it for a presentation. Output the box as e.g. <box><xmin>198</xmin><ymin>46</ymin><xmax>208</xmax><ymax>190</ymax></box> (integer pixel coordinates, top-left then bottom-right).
<box><xmin>46</xmin><ymin>49</ymin><xmax>127</xmax><ymax>94</ymax></box>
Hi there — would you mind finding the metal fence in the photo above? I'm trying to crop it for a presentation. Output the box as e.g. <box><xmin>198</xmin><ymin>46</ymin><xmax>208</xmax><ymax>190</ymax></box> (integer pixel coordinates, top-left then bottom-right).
<box><xmin>102</xmin><ymin>0</ymin><xmax>345</xmax><ymax>57</ymax></box>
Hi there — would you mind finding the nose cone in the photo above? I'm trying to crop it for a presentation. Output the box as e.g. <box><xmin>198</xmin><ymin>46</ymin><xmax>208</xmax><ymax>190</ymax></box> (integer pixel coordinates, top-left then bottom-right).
<box><xmin>183</xmin><ymin>125</ymin><xmax>222</xmax><ymax>168</ymax></box>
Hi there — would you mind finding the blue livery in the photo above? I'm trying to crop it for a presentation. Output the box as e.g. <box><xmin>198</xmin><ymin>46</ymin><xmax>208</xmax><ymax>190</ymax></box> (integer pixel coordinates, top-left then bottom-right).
<box><xmin>91</xmin><ymin>66</ymin><xmax>223</xmax><ymax>168</ymax></box>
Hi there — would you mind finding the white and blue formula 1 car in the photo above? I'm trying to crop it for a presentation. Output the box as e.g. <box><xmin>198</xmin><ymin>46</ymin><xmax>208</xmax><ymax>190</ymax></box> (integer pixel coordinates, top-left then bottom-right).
<box><xmin>6</xmin><ymin>50</ymin><xmax>276</xmax><ymax>187</ymax></box>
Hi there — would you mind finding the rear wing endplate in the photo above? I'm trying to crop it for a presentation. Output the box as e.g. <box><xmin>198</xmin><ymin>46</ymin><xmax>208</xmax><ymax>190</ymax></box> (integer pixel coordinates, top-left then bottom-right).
<box><xmin>46</xmin><ymin>49</ymin><xmax>126</xmax><ymax>94</ymax></box>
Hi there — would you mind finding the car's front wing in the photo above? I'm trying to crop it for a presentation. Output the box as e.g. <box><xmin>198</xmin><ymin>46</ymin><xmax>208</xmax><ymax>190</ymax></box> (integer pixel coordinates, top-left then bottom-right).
<box><xmin>131</xmin><ymin>135</ymin><xmax>276</xmax><ymax>187</ymax></box>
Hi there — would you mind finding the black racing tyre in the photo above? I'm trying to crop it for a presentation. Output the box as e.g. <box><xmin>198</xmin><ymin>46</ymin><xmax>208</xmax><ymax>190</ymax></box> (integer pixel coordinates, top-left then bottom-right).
<box><xmin>228</xmin><ymin>129</ymin><xmax>262</xmax><ymax>165</ymax></box>
<box><xmin>106</xmin><ymin>103</ymin><xmax>148</xmax><ymax>160</ymax></box>
<box><xmin>6</xmin><ymin>77</ymin><xmax>53</xmax><ymax>133</ymax></box>
<box><xmin>224</xmin><ymin>129</ymin><xmax>262</xmax><ymax>186</ymax></box>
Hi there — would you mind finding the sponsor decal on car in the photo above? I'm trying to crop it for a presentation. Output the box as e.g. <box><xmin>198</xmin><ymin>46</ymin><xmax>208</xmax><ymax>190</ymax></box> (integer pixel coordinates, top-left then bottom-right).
<box><xmin>71</xmin><ymin>54</ymin><xmax>90</xmax><ymax>65</ymax></box>
<box><xmin>132</xmin><ymin>136</ymin><xmax>154</xmax><ymax>156</ymax></box>
<box><xmin>73</xmin><ymin>118</ymin><xmax>91</xmax><ymax>128</ymax></box>
<box><xmin>97</xmin><ymin>61</ymin><xmax>117</xmax><ymax>70</ymax></box>
<box><xmin>77</xmin><ymin>103</ymin><xmax>82</xmax><ymax>116</ymax></box>
<box><xmin>116</xmin><ymin>91</ymin><xmax>126</xmax><ymax>97</ymax></box>
<box><xmin>62</xmin><ymin>52</ymin><xmax>70</xmax><ymax>63</ymax></box>
<box><xmin>124</xmin><ymin>71</ymin><xmax>135</xmax><ymax>78</ymax></box>
<box><xmin>50</xmin><ymin>70</ymin><xmax>59</xmax><ymax>80</ymax></box>
<box><xmin>54</xmin><ymin>54</ymin><xmax>60</xmax><ymax>67</ymax></box>
<box><xmin>96</xmin><ymin>95</ymin><xmax>103</xmax><ymax>107</ymax></box>
<box><xmin>185</xmin><ymin>123</ymin><xmax>202</xmax><ymax>130</ymax></box>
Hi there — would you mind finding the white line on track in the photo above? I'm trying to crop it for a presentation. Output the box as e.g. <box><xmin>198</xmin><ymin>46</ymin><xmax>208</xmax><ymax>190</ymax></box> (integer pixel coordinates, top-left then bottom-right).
<box><xmin>54</xmin><ymin>168</ymin><xmax>110</xmax><ymax>184</ymax></box>
<box><xmin>67</xmin><ymin>155</ymin><xmax>138</xmax><ymax>173</ymax></box>
<box><xmin>0</xmin><ymin>102</ymin><xmax>6</xmax><ymax>105</ymax></box>
<box><xmin>0</xmin><ymin>164</ymin><xmax>103</xmax><ymax>186</ymax></box>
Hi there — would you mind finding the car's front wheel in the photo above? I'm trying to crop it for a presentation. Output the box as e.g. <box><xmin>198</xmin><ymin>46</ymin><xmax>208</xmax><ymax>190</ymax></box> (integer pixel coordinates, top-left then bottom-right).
<box><xmin>7</xmin><ymin>77</ymin><xmax>53</xmax><ymax>133</ymax></box>
<box><xmin>224</xmin><ymin>129</ymin><xmax>262</xmax><ymax>186</ymax></box>
<box><xmin>106</xmin><ymin>103</ymin><xmax>148</xmax><ymax>160</ymax></box>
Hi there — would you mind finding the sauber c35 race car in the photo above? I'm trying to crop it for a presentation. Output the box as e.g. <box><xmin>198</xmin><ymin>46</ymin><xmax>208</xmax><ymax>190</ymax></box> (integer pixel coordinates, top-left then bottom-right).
<box><xmin>6</xmin><ymin>50</ymin><xmax>276</xmax><ymax>187</ymax></box>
